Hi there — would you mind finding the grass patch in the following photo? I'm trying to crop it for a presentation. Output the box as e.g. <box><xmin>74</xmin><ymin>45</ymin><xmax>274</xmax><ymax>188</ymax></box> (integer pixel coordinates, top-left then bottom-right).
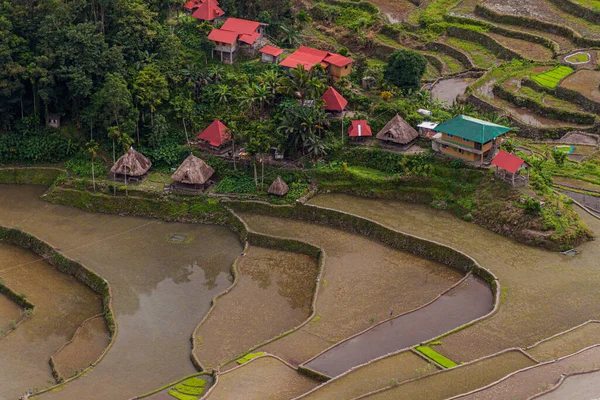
<box><xmin>565</xmin><ymin>52</ymin><xmax>590</xmax><ymax>63</ymax></box>
<box><xmin>236</xmin><ymin>351</ymin><xmax>265</xmax><ymax>365</ymax></box>
<box><xmin>173</xmin><ymin>384</ymin><xmax>205</xmax><ymax>396</ymax></box>
<box><xmin>415</xmin><ymin>345</ymin><xmax>458</xmax><ymax>368</ymax></box>
<box><xmin>181</xmin><ymin>377</ymin><xmax>206</xmax><ymax>388</ymax></box>
<box><xmin>531</xmin><ymin>66</ymin><xmax>574</xmax><ymax>89</ymax></box>
<box><xmin>167</xmin><ymin>390</ymin><xmax>198</xmax><ymax>400</ymax></box>
<box><xmin>445</xmin><ymin>37</ymin><xmax>499</xmax><ymax>68</ymax></box>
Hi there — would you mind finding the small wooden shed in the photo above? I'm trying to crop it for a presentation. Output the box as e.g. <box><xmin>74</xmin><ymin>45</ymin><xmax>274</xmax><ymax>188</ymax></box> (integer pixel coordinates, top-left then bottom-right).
<box><xmin>268</xmin><ymin>177</ymin><xmax>289</xmax><ymax>196</ymax></box>
<box><xmin>171</xmin><ymin>154</ymin><xmax>215</xmax><ymax>190</ymax></box>
<box><xmin>491</xmin><ymin>150</ymin><xmax>529</xmax><ymax>186</ymax></box>
<box><xmin>260</xmin><ymin>45</ymin><xmax>283</xmax><ymax>63</ymax></box>
<box><xmin>376</xmin><ymin>114</ymin><xmax>419</xmax><ymax>149</ymax></box>
<box><xmin>111</xmin><ymin>147</ymin><xmax>152</xmax><ymax>181</ymax></box>
<box><xmin>46</xmin><ymin>113</ymin><xmax>61</xmax><ymax>128</ymax></box>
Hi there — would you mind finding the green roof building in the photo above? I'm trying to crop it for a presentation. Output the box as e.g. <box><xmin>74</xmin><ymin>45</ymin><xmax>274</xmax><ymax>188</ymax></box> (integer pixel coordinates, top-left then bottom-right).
<box><xmin>432</xmin><ymin>115</ymin><xmax>511</xmax><ymax>165</ymax></box>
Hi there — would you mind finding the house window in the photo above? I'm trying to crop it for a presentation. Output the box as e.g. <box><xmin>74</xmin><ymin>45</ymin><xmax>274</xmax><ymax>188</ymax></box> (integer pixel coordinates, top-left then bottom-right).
<box><xmin>458</xmin><ymin>149</ymin><xmax>464</xmax><ymax>154</ymax></box>
<box><xmin>462</xmin><ymin>138</ymin><xmax>469</xmax><ymax>143</ymax></box>
<box><xmin>442</xmin><ymin>144</ymin><xmax>448</xmax><ymax>149</ymax></box>
<box><xmin>345</xmin><ymin>65</ymin><xmax>349</xmax><ymax>69</ymax></box>
<box><xmin>447</xmin><ymin>134</ymin><xmax>454</xmax><ymax>138</ymax></box>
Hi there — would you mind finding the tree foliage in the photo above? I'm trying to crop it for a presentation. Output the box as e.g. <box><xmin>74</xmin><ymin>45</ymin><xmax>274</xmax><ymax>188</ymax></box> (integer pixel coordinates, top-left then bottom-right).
<box><xmin>384</xmin><ymin>50</ymin><xmax>427</xmax><ymax>90</ymax></box>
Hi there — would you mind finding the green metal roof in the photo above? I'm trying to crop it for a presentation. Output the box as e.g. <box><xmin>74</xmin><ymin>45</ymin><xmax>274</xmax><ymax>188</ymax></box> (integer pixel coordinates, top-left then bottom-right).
<box><xmin>434</xmin><ymin>115</ymin><xmax>511</xmax><ymax>144</ymax></box>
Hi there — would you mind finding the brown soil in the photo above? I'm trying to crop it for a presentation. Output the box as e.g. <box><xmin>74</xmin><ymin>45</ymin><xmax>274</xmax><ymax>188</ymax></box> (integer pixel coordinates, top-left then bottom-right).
<box><xmin>367</xmin><ymin>0</ymin><xmax>417</xmax><ymax>23</ymax></box>
<box><xmin>238</xmin><ymin>213</ymin><xmax>463</xmax><ymax>367</ymax></box>
<box><xmin>0</xmin><ymin>294</ymin><xmax>22</xmax><ymax>332</ymax></box>
<box><xmin>457</xmin><ymin>346</ymin><xmax>600</xmax><ymax>399</ymax></box>
<box><xmin>528</xmin><ymin>322</ymin><xmax>600</xmax><ymax>362</ymax></box>
<box><xmin>487</xmin><ymin>32</ymin><xmax>554</xmax><ymax>61</ymax></box>
<box><xmin>560</xmin><ymin>69</ymin><xmax>600</xmax><ymax>101</ymax></box>
<box><xmin>194</xmin><ymin>246</ymin><xmax>318</xmax><ymax>370</ymax></box>
<box><xmin>52</xmin><ymin>316</ymin><xmax>110</xmax><ymax>380</ymax></box>
<box><xmin>363</xmin><ymin>350</ymin><xmax>536</xmax><ymax>400</ymax></box>
<box><xmin>299</xmin><ymin>351</ymin><xmax>436</xmax><ymax>400</ymax></box>
<box><xmin>205</xmin><ymin>356</ymin><xmax>318</xmax><ymax>400</ymax></box>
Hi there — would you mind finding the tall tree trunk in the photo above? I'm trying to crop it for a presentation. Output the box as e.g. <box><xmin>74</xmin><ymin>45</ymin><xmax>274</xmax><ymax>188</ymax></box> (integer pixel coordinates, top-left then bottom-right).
<box><xmin>91</xmin><ymin>160</ymin><xmax>96</xmax><ymax>192</ymax></box>
<box><xmin>112</xmin><ymin>139</ymin><xmax>116</xmax><ymax>196</ymax></box>
<box><xmin>253</xmin><ymin>159</ymin><xmax>258</xmax><ymax>189</ymax></box>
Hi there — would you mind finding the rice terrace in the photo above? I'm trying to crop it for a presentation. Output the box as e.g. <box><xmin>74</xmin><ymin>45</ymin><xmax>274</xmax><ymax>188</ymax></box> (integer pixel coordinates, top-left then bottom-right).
<box><xmin>2</xmin><ymin>0</ymin><xmax>600</xmax><ymax>399</ymax></box>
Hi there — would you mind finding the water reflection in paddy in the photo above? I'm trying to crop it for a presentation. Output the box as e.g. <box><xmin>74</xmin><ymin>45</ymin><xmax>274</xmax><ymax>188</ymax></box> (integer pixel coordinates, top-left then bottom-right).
<box><xmin>0</xmin><ymin>185</ymin><xmax>242</xmax><ymax>400</ymax></box>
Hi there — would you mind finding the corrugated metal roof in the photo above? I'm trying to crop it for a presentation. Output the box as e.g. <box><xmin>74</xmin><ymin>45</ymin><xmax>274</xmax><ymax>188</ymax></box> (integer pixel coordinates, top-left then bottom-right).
<box><xmin>198</xmin><ymin>120</ymin><xmax>231</xmax><ymax>147</ymax></box>
<box><xmin>434</xmin><ymin>115</ymin><xmax>511</xmax><ymax>143</ymax></box>
<box><xmin>348</xmin><ymin>120</ymin><xmax>372</xmax><ymax>137</ymax></box>
<box><xmin>260</xmin><ymin>45</ymin><xmax>283</xmax><ymax>57</ymax></box>
<box><xmin>324</xmin><ymin>54</ymin><xmax>354</xmax><ymax>67</ymax></box>
<box><xmin>221</xmin><ymin>18</ymin><xmax>261</xmax><ymax>35</ymax></box>
<box><xmin>491</xmin><ymin>150</ymin><xmax>526</xmax><ymax>174</ymax></box>
<box><xmin>321</xmin><ymin>87</ymin><xmax>348</xmax><ymax>111</ymax></box>
<box><xmin>208</xmin><ymin>28</ymin><xmax>238</xmax><ymax>44</ymax></box>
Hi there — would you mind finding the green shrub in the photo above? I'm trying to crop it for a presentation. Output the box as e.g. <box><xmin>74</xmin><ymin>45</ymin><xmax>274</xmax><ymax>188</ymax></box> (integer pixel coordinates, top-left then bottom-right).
<box><xmin>236</xmin><ymin>351</ymin><xmax>265</xmax><ymax>365</ymax></box>
<box><xmin>0</xmin><ymin>132</ymin><xmax>76</xmax><ymax>164</ymax></box>
<box><xmin>65</xmin><ymin>155</ymin><xmax>108</xmax><ymax>178</ymax></box>
<box><xmin>174</xmin><ymin>384</ymin><xmax>205</xmax><ymax>395</ymax></box>
<box><xmin>167</xmin><ymin>390</ymin><xmax>197</xmax><ymax>400</ymax></box>
<box><xmin>181</xmin><ymin>377</ymin><xmax>206</xmax><ymax>388</ymax></box>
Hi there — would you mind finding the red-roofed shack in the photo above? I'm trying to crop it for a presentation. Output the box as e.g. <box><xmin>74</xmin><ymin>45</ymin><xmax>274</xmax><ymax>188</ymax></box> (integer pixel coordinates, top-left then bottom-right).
<box><xmin>348</xmin><ymin>120</ymin><xmax>372</xmax><ymax>141</ymax></box>
<box><xmin>491</xmin><ymin>150</ymin><xmax>529</xmax><ymax>186</ymax></box>
<box><xmin>280</xmin><ymin>46</ymin><xmax>354</xmax><ymax>81</ymax></box>
<box><xmin>321</xmin><ymin>87</ymin><xmax>348</xmax><ymax>115</ymax></box>
<box><xmin>191</xmin><ymin>0</ymin><xmax>224</xmax><ymax>22</ymax></box>
<box><xmin>260</xmin><ymin>45</ymin><xmax>283</xmax><ymax>63</ymax></box>
<box><xmin>208</xmin><ymin>17</ymin><xmax>267</xmax><ymax>63</ymax></box>
<box><xmin>198</xmin><ymin>120</ymin><xmax>232</xmax><ymax>149</ymax></box>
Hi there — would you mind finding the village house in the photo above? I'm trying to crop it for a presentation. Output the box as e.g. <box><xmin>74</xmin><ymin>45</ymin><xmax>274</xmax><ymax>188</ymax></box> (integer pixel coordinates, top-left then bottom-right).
<box><xmin>376</xmin><ymin>114</ymin><xmax>419</xmax><ymax>150</ymax></box>
<box><xmin>184</xmin><ymin>0</ymin><xmax>224</xmax><ymax>22</ymax></box>
<box><xmin>432</xmin><ymin>115</ymin><xmax>511</xmax><ymax>165</ymax></box>
<box><xmin>279</xmin><ymin>46</ymin><xmax>354</xmax><ymax>81</ymax></box>
<box><xmin>197</xmin><ymin>119</ymin><xmax>232</xmax><ymax>151</ymax></box>
<box><xmin>417</xmin><ymin>121</ymin><xmax>438</xmax><ymax>138</ymax></box>
<box><xmin>348</xmin><ymin>120</ymin><xmax>372</xmax><ymax>142</ymax></box>
<box><xmin>46</xmin><ymin>113</ymin><xmax>61</xmax><ymax>129</ymax></box>
<box><xmin>208</xmin><ymin>18</ymin><xmax>267</xmax><ymax>63</ymax></box>
<box><xmin>171</xmin><ymin>154</ymin><xmax>215</xmax><ymax>192</ymax></box>
<box><xmin>110</xmin><ymin>147</ymin><xmax>152</xmax><ymax>183</ymax></box>
<box><xmin>268</xmin><ymin>177</ymin><xmax>289</xmax><ymax>197</ymax></box>
<box><xmin>259</xmin><ymin>45</ymin><xmax>283</xmax><ymax>64</ymax></box>
<box><xmin>321</xmin><ymin>86</ymin><xmax>348</xmax><ymax>117</ymax></box>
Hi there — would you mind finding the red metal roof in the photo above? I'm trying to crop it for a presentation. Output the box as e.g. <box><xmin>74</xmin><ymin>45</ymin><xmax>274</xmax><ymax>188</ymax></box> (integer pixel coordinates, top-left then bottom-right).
<box><xmin>198</xmin><ymin>120</ymin><xmax>232</xmax><ymax>147</ymax></box>
<box><xmin>221</xmin><ymin>18</ymin><xmax>261</xmax><ymax>35</ymax></box>
<box><xmin>208</xmin><ymin>28</ymin><xmax>238</xmax><ymax>44</ymax></box>
<box><xmin>191</xmin><ymin>1</ymin><xmax>224</xmax><ymax>21</ymax></box>
<box><xmin>238</xmin><ymin>32</ymin><xmax>260</xmax><ymax>45</ymax></box>
<box><xmin>260</xmin><ymin>45</ymin><xmax>283</xmax><ymax>57</ymax></box>
<box><xmin>297</xmin><ymin>46</ymin><xmax>329</xmax><ymax>59</ymax></box>
<box><xmin>321</xmin><ymin>87</ymin><xmax>348</xmax><ymax>111</ymax></box>
<box><xmin>324</xmin><ymin>54</ymin><xmax>354</xmax><ymax>67</ymax></box>
<box><xmin>348</xmin><ymin>120</ymin><xmax>372</xmax><ymax>137</ymax></box>
<box><xmin>185</xmin><ymin>0</ymin><xmax>218</xmax><ymax>11</ymax></box>
<box><xmin>280</xmin><ymin>51</ymin><xmax>324</xmax><ymax>69</ymax></box>
<box><xmin>491</xmin><ymin>150</ymin><xmax>526</xmax><ymax>174</ymax></box>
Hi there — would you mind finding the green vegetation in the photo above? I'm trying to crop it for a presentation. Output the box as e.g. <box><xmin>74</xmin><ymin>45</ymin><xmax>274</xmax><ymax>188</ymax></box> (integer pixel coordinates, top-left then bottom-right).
<box><xmin>173</xmin><ymin>384</ymin><xmax>204</xmax><ymax>395</ymax></box>
<box><xmin>445</xmin><ymin>37</ymin><xmax>499</xmax><ymax>68</ymax></box>
<box><xmin>565</xmin><ymin>52</ymin><xmax>591</xmax><ymax>63</ymax></box>
<box><xmin>181</xmin><ymin>377</ymin><xmax>207</xmax><ymax>388</ymax></box>
<box><xmin>415</xmin><ymin>345</ymin><xmax>458</xmax><ymax>368</ymax></box>
<box><xmin>236</xmin><ymin>352</ymin><xmax>266</xmax><ymax>365</ymax></box>
<box><xmin>167</xmin><ymin>390</ymin><xmax>198</xmax><ymax>400</ymax></box>
<box><xmin>531</xmin><ymin>66</ymin><xmax>574</xmax><ymax>89</ymax></box>
<box><xmin>384</xmin><ymin>50</ymin><xmax>428</xmax><ymax>90</ymax></box>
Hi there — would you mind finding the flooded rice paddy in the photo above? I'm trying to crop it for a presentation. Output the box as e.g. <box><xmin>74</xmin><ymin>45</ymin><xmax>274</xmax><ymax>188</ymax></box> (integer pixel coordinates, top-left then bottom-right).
<box><xmin>308</xmin><ymin>194</ymin><xmax>600</xmax><ymax>364</ymax></box>
<box><xmin>238</xmin><ymin>212</ymin><xmax>463</xmax><ymax>367</ymax></box>
<box><xmin>304</xmin><ymin>275</ymin><xmax>493</xmax><ymax>377</ymax></box>
<box><xmin>0</xmin><ymin>242</ymin><xmax>102</xmax><ymax>399</ymax></box>
<box><xmin>194</xmin><ymin>246</ymin><xmax>318</xmax><ymax>370</ymax></box>
<box><xmin>537</xmin><ymin>369</ymin><xmax>600</xmax><ymax>399</ymax></box>
<box><xmin>205</xmin><ymin>356</ymin><xmax>318</xmax><ymax>400</ymax></box>
<box><xmin>562</xmin><ymin>190</ymin><xmax>600</xmax><ymax>213</ymax></box>
<box><xmin>431</xmin><ymin>78</ymin><xmax>475</xmax><ymax>105</ymax></box>
<box><xmin>366</xmin><ymin>0</ymin><xmax>416</xmax><ymax>23</ymax></box>
<box><xmin>0</xmin><ymin>185</ymin><xmax>242</xmax><ymax>400</ymax></box>
<box><xmin>0</xmin><ymin>293</ymin><xmax>23</xmax><ymax>333</ymax></box>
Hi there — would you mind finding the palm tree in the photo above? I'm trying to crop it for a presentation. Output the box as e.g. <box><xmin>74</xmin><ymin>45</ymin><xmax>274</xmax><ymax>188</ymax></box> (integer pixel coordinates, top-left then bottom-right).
<box><xmin>260</xmin><ymin>70</ymin><xmax>280</xmax><ymax>106</ymax></box>
<box><xmin>108</xmin><ymin>126</ymin><xmax>121</xmax><ymax>196</ymax></box>
<box><xmin>215</xmin><ymin>84</ymin><xmax>232</xmax><ymax>104</ymax></box>
<box><xmin>86</xmin><ymin>140</ymin><xmax>100</xmax><ymax>193</ymax></box>
<box><xmin>207</xmin><ymin>65</ymin><xmax>225</xmax><ymax>83</ymax></box>
<box><xmin>278</xmin><ymin>25</ymin><xmax>302</xmax><ymax>48</ymax></box>
<box><xmin>278</xmin><ymin>65</ymin><xmax>325</xmax><ymax>101</ymax></box>
<box><xmin>278</xmin><ymin>102</ymin><xmax>329</xmax><ymax>156</ymax></box>
<box><xmin>118</xmin><ymin>133</ymin><xmax>134</xmax><ymax>196</ymax></box>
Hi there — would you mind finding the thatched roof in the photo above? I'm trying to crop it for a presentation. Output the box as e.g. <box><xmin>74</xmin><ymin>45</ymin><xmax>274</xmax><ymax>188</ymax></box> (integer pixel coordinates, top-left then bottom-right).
<box><xmin>110</xmin><ymin>147</ymin><xmax>152</xmax><ymax>177</ymax></box>
<box><xmin>268</xmin><ymin>177</ymin><xmax>289</xmax><ymax>196</ymax></box>
<box><xmin>376</xmin><ymin>114</ymin><xmax>419</xmax><ymax>145</ymax></box>
<box><xmin>171</xmin><ymin>154</ymin><xmax>215</xmax><ymax>185</ymax></box>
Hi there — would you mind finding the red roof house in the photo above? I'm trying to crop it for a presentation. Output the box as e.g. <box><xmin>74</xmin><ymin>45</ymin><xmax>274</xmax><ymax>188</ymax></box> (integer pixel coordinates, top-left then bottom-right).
<box><xmin>208</xmin><ymin>28</ymin><xmax>238</xmax><ymax>45</ymax></box>
<box><xmin>191</xmin><ymin>1</ymin><xmax>224</xmax><ymax>21</ymax></box>
<box><xmin>491</xmin><ymin>150</ymin><xmax>529</xmax><ymax>185</ymax></box>
<box><xmin>208</xmin><ymin>17</ymin><xmax>266</xmax><ymax>62</ymax></box>
<box><xmin>348</xmin><ymin>120</ymin><xmax>372</xmax><ymax>138</ymax></box>
<box><xmin>221</xmin><ymin>18</ymin><xmax>262</xmax><ymax>35</ymax></box>
<box><xmin>280</xmin><ymin>46</ymin><xmax>354</xmax><ymax>80</ymax></box>
<box><xmin>260</xmin><ymin>45</ymin><xmax>283</xmax><ymax>57</ymax></box>
<box><xmin>321</xmin><ymin>87</ymin><xmax>348</xmax><ymax>112</ymax></box>
<box><xmin>198</xmin><ymin>120</ymin><xmax>232</xmax><ymax>148</ymax></box>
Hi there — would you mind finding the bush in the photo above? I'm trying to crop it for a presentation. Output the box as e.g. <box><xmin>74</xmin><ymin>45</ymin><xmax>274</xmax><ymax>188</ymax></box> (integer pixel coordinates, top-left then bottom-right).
<box><xmin>384</xmin><ymin>50</ymin><xmax>428</xmax><ymax>90</ymax></box>
<box><xmin>525</xmin><ymin>197</ymin><xmax>542</xmax><ymax>214</ymax></box>
<box><xmin>65</xmin><ymin>154</ymin><xmax>108</xmax><ymax>178</ymax></box>
<box><xmin>0</xmin><ymin>132</ymin><xmax>76</xmax><ymax>164</ymax></box>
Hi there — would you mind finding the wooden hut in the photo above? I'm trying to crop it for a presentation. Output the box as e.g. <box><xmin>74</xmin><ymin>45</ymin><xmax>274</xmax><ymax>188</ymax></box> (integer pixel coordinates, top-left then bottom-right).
<box><xmin>376</xmin><ymin>114</ymin><xmax>419</xmax><ymax>150</ymax></box>
<box><xmin>171</xmin><ymin>154</ymin><xmax>215</xmax><ymax>191</ymax></box>
<box><xmin>268</xmin><ymin>177</ymin><xmax>289</xmax><ymax>196</ymax></box>
<box><xmin>110</xmin><ymin>147</ymin><xmax>152</xmax><ymax>182</ymax></box>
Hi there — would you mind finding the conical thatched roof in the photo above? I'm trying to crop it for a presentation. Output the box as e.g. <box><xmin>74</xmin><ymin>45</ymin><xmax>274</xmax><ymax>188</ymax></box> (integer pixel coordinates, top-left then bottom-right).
<box><xmin>171</xmin><ymin>154</ymin><xmax>215</xmax><ymax>185</ymax></box>
<box><xmin>376</xmin><ymin>114</ymin><xmax>419</xmax><ymax>145</ymax></box>
<box><xmin>110</xmin><ymin>147</ymin><xmax>152</xmax><ymax>177</ymax></box>
<box><xmin>268</xmin><ymin>177</ymin><xmax>289</xmax><ymax>196</ymax></box>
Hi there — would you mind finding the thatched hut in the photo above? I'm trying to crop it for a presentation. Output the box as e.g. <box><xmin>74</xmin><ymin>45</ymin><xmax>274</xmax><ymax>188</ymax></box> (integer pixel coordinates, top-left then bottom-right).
<box><xmin>268</xmin><ymin>177</ymin><xmax>289</xmax><ymax>196</ymax></box>
<box><xmin>171</xmin><ymin>154</ymin><xmax>215</xmax><ymax>190</ymax></box>
<box><xmin>110</xmin><ymin>147</ymin><xmax>152</xmax><ymax>181</ymax></box>
<box><xmin>376</xmin><ymin>114</ymin><xmax>419</xmax><ymax>149</ymax></box>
